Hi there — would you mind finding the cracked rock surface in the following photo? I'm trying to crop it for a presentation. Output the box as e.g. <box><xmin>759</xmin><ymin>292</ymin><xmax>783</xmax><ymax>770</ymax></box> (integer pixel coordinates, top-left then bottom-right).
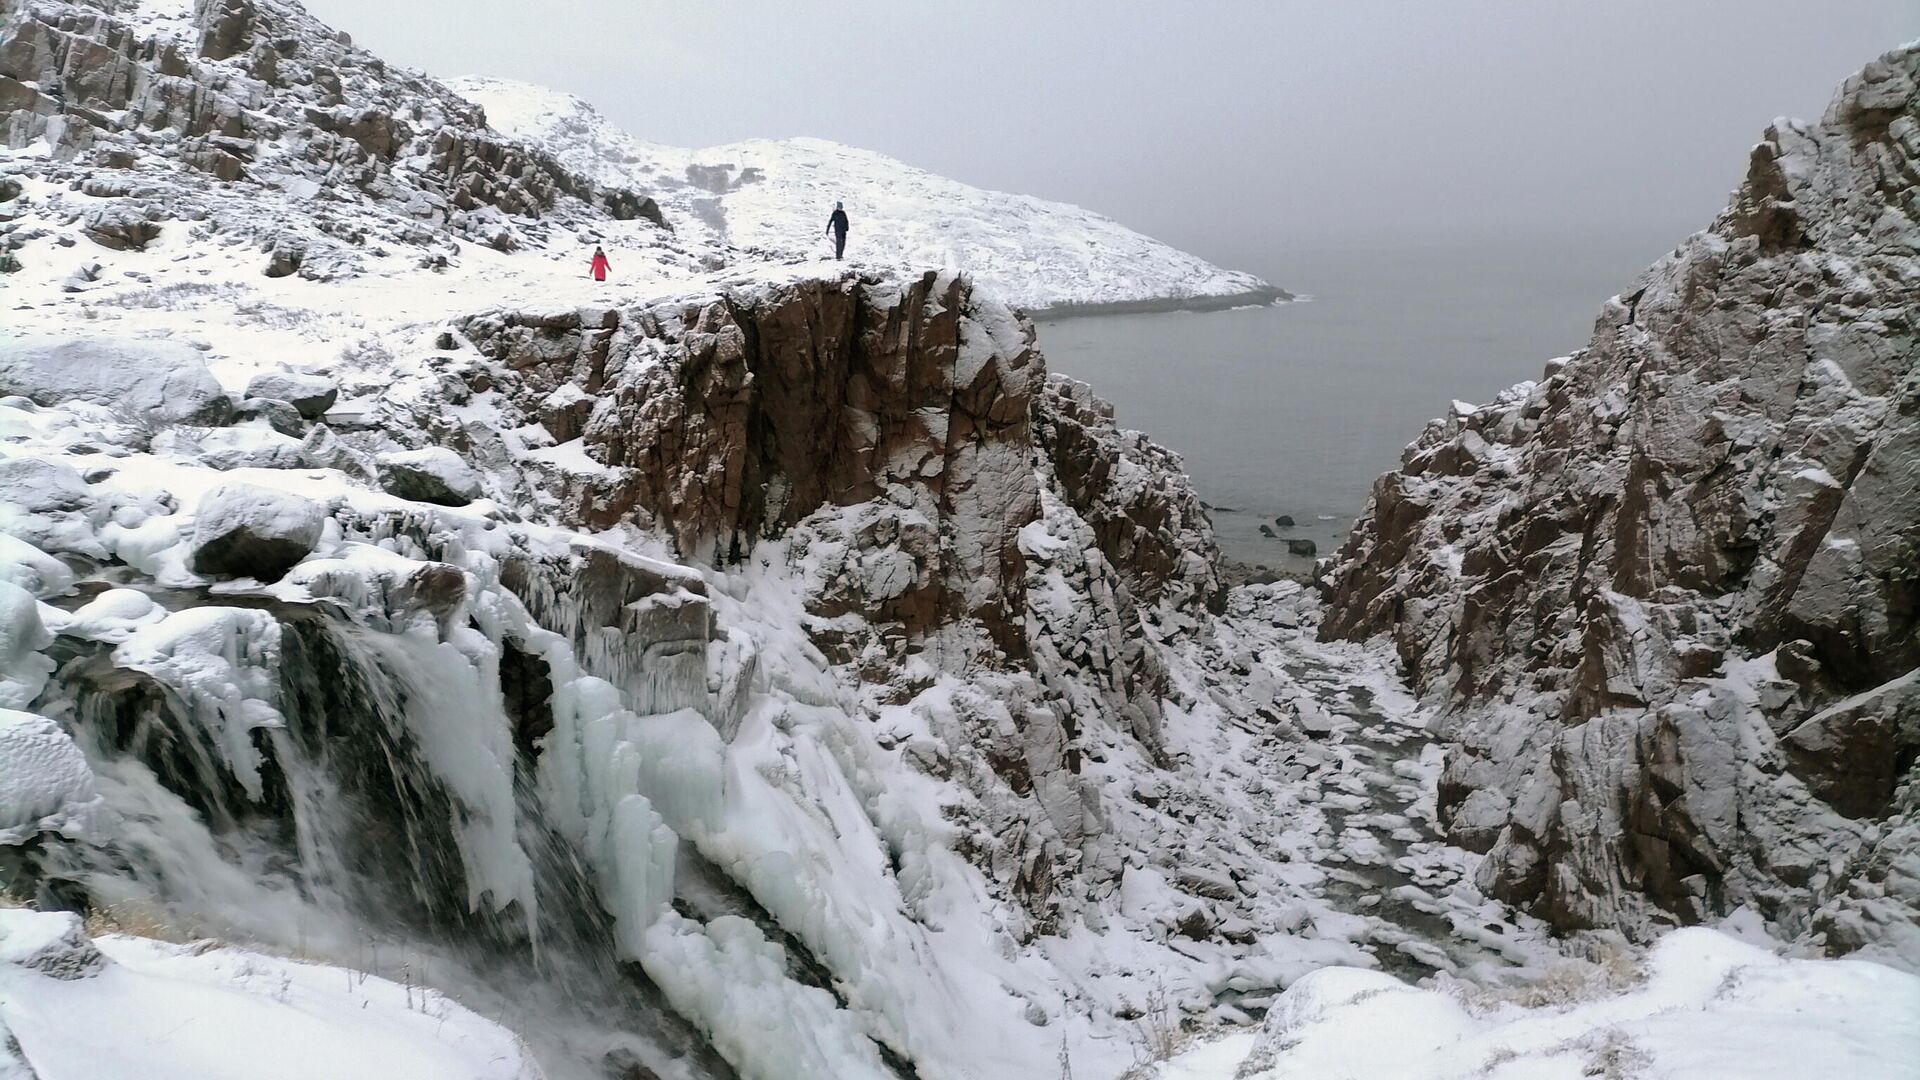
<box><xmin>1323</xmin><ymin>44</ymin><xmax>1920</xmax><ymax>966</ymax></box>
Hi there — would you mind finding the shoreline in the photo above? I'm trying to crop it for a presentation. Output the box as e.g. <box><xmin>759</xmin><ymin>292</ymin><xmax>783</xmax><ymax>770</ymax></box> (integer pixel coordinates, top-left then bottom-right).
<box><xmin>1025</xmin><ymin>284</ymin><xmax>1294</xmax><ymax>321</ymax></box>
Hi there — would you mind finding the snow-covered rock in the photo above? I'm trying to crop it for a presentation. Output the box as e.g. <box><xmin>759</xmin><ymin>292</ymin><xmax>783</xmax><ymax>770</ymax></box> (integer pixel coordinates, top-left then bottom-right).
<box><xmin>1322</xmin><ymin>43</ymin><xmax>1920</xmax><ymax>963</ymax></box>
<box><xmin>1167</xmin><ymin>928</ymin><xmax>1920</xmax><ymax>1080</ymax></box>
<box><xmin>0</xmin><ymin>909</ymin><xmax>544</xmax><ymax>1080</ymax></box>
<box><xmin>450</xmin><ymin>76</ymin><xmax>1287</xmax><ymax>314</ymax></box>
<box><xmin>243</xmin><ymin>371</ymin><xmax>338</xmax><ymax>419</ymax></box>
<box><xmin>0</xmin><ymin>710</ymin><xmax>99</xmax><ymax>844</ymax></box>
<box><xmin>375</xmin><ymin>447</ymin><xmax>486</xmax><ymax>506</ymax></box>
<box><xmin>0</xmin><ymin>337</ymin><xmax>227</xmax><ymax>426</ymax></box>
<box><xmin>188</xmin><ymin>483</ymin><xmax>327</xmax><ymax>581</ymax></box>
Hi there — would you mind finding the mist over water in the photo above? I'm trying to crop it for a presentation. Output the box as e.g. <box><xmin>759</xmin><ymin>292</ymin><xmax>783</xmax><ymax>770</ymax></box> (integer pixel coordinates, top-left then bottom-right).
<box><xmin>1036</xmin><ymin>228</ymin><xmax>1683</xmax><ymax>566</ymax></box>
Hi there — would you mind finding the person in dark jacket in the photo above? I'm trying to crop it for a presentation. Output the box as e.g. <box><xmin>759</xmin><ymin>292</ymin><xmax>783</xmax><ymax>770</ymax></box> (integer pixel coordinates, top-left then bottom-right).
<box><xmin>589</xmin><ymin>245</ymin><xmax>611</xmax><ymax>282</ymax></box>
<box><xmin>825</xmin><ymin>202</ymin><xmax>849</xmax><ymax>260</ymax></box>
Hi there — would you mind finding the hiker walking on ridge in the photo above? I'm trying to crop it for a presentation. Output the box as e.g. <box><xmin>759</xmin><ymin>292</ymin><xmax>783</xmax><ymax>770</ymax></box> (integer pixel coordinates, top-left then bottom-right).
<box><xmin>589</xmin><ymin>245</ymin><xmax>611</xmax><ymax>282</ymax></box>
<box><xmin>825</xmin><ymin>202</ymin><xmax>849</xmax><ymax>260</ymax></box>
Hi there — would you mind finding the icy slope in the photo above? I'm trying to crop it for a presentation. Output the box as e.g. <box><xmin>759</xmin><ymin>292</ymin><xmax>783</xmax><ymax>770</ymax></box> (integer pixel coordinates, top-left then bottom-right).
<box><xmin>448</xmin><ymin>76</ymin><xmax>1287</xmax><ymax>314</ymax></box>
<box><xmin>0</xmin><ymin>909</ymin><xmax>543</xmax><ymax>1080</ymax></box>
<box><xmin>1160</xmin><ymin>927</ymin><xmax>1920</xmax><ymax>1080</ymax></box>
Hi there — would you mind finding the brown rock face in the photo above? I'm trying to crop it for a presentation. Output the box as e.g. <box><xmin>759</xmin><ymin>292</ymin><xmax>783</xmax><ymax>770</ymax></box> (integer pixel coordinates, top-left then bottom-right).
<box><xmin>1321</xmin><ymin>46</ymin><xmax>1920</xmax><ymax>961</ymax></box>
<box><xmin>1036</xmin><ymin>375</ymin><xmax>1223</xmax><ymax>618</ymax></box>
<box><xmin>429</xmin><ymin>268</ymin><xmax>1226</xmax><ymax>923</ymax></box>
<box><xmin>464</xmin><ymin>270</ymin><xmax>1044</xmax><ymax>655</ymax></box>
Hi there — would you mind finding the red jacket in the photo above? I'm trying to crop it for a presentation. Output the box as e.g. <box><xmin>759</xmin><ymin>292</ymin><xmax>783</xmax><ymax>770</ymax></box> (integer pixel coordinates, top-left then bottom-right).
<box><xmin>590</xmin><ymin>251</ymin><xmax>611</xmax><ymax>279</ymax></box>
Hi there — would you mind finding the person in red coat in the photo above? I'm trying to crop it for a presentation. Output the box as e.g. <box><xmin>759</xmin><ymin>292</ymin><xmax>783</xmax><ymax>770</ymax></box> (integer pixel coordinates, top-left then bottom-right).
<box><xmin>589</xmin><ymin>246</ymin><xmax>611</xmax><ymax>282</ymax></box>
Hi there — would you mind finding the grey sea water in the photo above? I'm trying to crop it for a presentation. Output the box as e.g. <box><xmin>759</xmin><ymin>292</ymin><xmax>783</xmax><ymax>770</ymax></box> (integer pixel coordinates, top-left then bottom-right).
<box><xmin>1035</xmin><ymin>230</ymin><xmax>1685</xmax><ymax>568</ymax></box>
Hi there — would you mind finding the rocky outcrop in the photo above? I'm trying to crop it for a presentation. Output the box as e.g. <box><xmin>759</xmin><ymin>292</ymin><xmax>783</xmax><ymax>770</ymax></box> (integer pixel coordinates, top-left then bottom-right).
<box><xmin>1321</xmin><ymin>46</ymin><xmax>1920</xmax><ymax>963</ymax></box>
<box><xmin>407</xmin><ymin>269</ymin><xmax>1228</xmax><ymax>926</ymax></box>
<box><xmin>460</xmin><ymin>271</ymin><xmax>1046</xmax><ymax>657</ymax></box>
<box><xmin>0</xmin><ymin>0</ymin><xmax>661</xmax><ymax>275</ymax></box>
<box><xmin>1036</xmin><ymin>374</ymin><xmax>1222</xmax><ymax>618</ymax></box>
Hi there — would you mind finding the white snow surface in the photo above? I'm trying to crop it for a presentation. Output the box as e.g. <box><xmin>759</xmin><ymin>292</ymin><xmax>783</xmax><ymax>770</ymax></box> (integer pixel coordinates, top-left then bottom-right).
<box><xmin>1161</xmin><ymin>927</ymin><xmax>1920</xmax><ymax>1080</ymax></box>
<box><xmin>448</xmin><ymin>77</ymin><xmax>1282</xmax><ymax>312</ymax></box>
<box><xmin>0</xmin><ymin>908</ymin><xmax>544</xmax><ymax>1080</ymax></box>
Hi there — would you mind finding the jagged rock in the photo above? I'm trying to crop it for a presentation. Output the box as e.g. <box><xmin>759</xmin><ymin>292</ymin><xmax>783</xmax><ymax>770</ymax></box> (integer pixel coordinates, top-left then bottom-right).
<box><xmin>1035</xmin><ymin>374</ymin><xmax>1223</xmax><ymax>617</ymax></box>
<box><xmin>463</xmin><ymin>271</ymin><xmax>1043</xmax><ymax>652</ymax></box>
<box><xmin>81</xmin><ymin>204</ymin><xmax>159</xmax><ymax>250</ymax></box>
<box><xmin>536</xmin><ymin>382</ymin><xmax>594</xmax><ymax>443</ymax></box>
<box><xmin>1321</xmin><ymin>44</ymin><xmax>1920</xmax><ymax>958</ymax></box>
<box><xmin>188</xmin><ymin>482</ymin><xmax>326</xmax><ymax>581</ymax></box>
<box><xmin>58</xmin><ymin>262</ymin><xmax>101</xmax><ymax>292</ymax></box>
<box><xmin>376</xmin><ymin>447</ymin><xmax>484</xmax><ymax>506</ymax></box>
<box><xmin>296</xmin><ymin>423</ymin><xmax>374</xmax><ymax>480</ymax></box>
<box><xmin>263</xmin><ymin>239</ymin><xmax>304</xmax><ymax>278</ymax></box>
<box><xmin>0</xmin><ymin>0</ymin><xmax>629</xmax><ymax>276</ymax></box>
<box><xmin>0</xmin><ymin>910</ymin><xmax>106</xmax><ymax>980</ymax></box>
<box><xmin>244</xmin><ymin>371</ymin><xmax>338</xmax><ymax>419</ymax></box>
<box><xmin>0</xmin><ymin>336</ymin><xmax>228</xmax><ymax>426</ymax></box>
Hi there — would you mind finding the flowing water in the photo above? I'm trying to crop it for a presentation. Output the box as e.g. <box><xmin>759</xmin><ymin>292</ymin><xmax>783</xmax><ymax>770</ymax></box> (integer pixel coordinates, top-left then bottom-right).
<box><xmin>1036</xmin><ymin>229</ymin><xmax>1683</xmax><ymax>567</ymax></box>
<box><xmin>16</xmin><ymin>591</ymin><xmax>731</xmax><ymax>1080</ymax></box>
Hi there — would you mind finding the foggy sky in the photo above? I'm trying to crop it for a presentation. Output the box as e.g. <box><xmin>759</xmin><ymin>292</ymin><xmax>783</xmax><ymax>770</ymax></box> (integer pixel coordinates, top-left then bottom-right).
<box><xmin>302</xmin><ymin>0</ymin><xmax>1915</xmax><ymax>269</ymax></box>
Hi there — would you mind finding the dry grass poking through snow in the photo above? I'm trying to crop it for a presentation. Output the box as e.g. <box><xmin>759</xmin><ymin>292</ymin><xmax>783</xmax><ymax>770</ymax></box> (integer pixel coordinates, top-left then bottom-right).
<box><xmin>1450</xmin><ymin>942</ymin><xmax>1645</xmax><ymax>1012</ymax></box>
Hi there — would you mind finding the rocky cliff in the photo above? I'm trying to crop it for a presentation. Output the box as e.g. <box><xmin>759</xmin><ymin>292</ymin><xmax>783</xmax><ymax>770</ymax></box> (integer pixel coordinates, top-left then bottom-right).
<box><xmin>1322</xmin><ymin>45</ymin><xmax>1920</xmax><ymax>964</ymax></box>
<box><xmin>1</xmin><ymin>0</ymin><xmax>668</xmax><ymax>281</ymax></box>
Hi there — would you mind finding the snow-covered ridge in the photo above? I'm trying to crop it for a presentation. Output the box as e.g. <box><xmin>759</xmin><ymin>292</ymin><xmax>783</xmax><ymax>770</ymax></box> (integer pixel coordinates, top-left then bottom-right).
<box><xmin>447</xmin><ymin>76</ymin><xmax>1288</xmax><ymax>314</ymax></box>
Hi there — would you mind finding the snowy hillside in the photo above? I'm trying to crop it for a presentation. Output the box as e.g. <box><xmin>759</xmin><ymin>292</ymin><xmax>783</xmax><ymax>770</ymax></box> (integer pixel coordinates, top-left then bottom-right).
<box><xmin>0</xmin><ymin>909</ymin><xmax>542</xmax><ymax>1080</ymax></box>
<box><xmin>448</xmin><ymin>76</ymin><xmax>1288</xmax><ymax>314</ymax></box>
<box><xmin>0</xmin><ymin>2</ymin><xmax>1913</xmax><ymax>1080</ymax></box>
<box><xmin>1160</xmin><ymin>928</ymin><xmax>1920</xmax><ymax>1080</ymax></box>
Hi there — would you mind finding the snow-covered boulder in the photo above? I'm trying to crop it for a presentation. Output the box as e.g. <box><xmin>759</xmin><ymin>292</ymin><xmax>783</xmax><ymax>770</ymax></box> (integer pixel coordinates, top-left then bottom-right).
<box><xmin>0</xmin><ymin>455</ymin><xmax>106</xmax><ymax>559</ymax></box>
<box><xmin>0</xmin><ymin>910</ymin><xmax>106</xmax><ymax>981</ymax></box>
<box><xmin>0</xmin><ymin>535</ymin><xmax>74</xmax><ymax>599</ymax></box>
<box><xmin>376</xmin><ymin>448</ymin><xmax>485</xmax><ymax>506</ymax></box>
<box><xmin>243</xmin><ymin>372</ymin><xmax>338</xmax><ymax>420</ymax></box>
<box><xmin>0</xmin><ymin>338</ymin><xmax>229</xmax><ymax>427</ymax></box>
<box><xmin>0</xmin><ymin>709</ymin><xmax>100</xmax><ymax>845</ymax></box>
<box><xmin>188</xmin><ymin>483</ymin><xmax>327</xmax><ymax>581</ymax></box>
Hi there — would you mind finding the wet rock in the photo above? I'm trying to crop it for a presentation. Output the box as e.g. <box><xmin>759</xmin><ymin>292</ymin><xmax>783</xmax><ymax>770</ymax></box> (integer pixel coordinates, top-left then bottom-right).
<box><xmin>1286</xmin><ymin>539</ymin><xmax>1316</xmax><ymax>557</ymax></box>
<box><xmin>188</xmin><ymin>482</ymin><xmax>326</xmax><ymax>581</ymax></box>
<box><xmin>1274</xmin><ymin>515</ymin><xmax>1295</xmax><ymax>528</ymax></box>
